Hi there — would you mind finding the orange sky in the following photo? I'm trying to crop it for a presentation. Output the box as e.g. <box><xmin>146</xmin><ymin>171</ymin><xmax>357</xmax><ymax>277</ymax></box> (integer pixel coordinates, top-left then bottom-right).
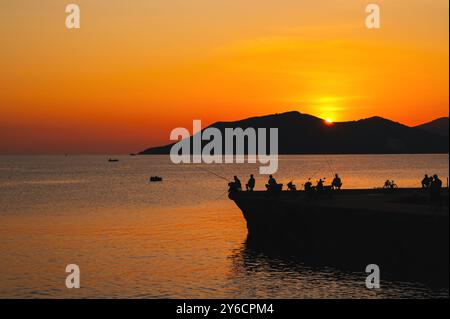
<box><xmin>0</xmin><ymin>0</ymin><xmax>448</xmax><ymax>154</ymax></box>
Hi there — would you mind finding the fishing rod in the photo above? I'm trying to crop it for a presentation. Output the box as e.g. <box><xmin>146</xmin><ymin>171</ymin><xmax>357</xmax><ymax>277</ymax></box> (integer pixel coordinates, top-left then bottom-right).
<box><xmin>192</xmin><ymin>166</ymin><xmax>232</xmax><ymax>200</ymax></box>
<box><xmin>193</xmin><ymin>165</ymin><xmax>230</xmax><ymax>182</ymax></box>
<box><xmin>325</xmin><ymin>156</ymin><xmax>335</xmax><ymax>177</ymax></box>
<box><xmin>213</xmin><ymin>189</ymin><xmax>231</xmax><ymax>201</ymax></box>
<box><xmin>303</xmin><ymin>156</ymin><xmax>333</xmax><ymax>186</ymax></box>
<box><xmin>308</xmin><ymin>165</ymin><xmax>325</xmax><ymax>180</ymax></box>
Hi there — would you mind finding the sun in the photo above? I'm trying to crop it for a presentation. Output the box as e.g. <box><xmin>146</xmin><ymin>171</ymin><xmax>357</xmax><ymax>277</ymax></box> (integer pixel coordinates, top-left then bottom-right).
<box><xmin>325</xmin><ymin>118</ymin><xmax>334</xmax><ymax>125</ymax></box>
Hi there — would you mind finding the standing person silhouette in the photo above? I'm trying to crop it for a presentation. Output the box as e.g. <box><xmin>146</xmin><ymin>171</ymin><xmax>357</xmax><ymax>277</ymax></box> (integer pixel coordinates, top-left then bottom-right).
<box><xmin>430</xmin><ymin>174</ymin><xmax>443</xmax><ymax>210</ymax></box>
<box><xmin>421</xmin><ymin>174</ymin><xmax>432</xmax><ymax>189</ymax></box>
<box><xmin>246</xmin><ymin>174</ymin><xmax>255</xmax><ymax>191</ymax></box>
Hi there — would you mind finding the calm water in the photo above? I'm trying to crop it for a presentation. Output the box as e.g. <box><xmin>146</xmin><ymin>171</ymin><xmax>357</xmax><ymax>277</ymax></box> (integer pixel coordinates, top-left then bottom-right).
<box><xmin>0</xmin><ymin>154</ymin><xmax>448</xmax><ymax>298</ymax></box>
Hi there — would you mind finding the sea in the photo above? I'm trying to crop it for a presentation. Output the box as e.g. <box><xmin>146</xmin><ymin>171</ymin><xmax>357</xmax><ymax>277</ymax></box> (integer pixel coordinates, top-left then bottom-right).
<box><xmin>0</xmin><ymin>154</ymin><xmax>448</xmax><ymax>298</ymax></box>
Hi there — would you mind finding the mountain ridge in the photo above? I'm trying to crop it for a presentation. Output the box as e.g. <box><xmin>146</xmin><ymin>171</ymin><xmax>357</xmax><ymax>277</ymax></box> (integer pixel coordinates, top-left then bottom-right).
<box><xmin>139</xmin><ymin>111</ymin><xmax>449</xmax><ymax>155</ymax></box>
<box><xmin>414</xmin><ymin>117</ymin><xmax>449</xmax><ymax>137</ymax></box>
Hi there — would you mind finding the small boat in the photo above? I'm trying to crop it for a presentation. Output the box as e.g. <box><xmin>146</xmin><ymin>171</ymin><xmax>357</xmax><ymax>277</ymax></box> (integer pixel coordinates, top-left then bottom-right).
<box><xmin>150</xmin><ymin>176</ymin><xmax>163</xmax><ymax>182</ymax></box>
<box><xmin>108</xmin><ymin>158</ymin><xmax>119</xmax><ymax>162</ymax></box>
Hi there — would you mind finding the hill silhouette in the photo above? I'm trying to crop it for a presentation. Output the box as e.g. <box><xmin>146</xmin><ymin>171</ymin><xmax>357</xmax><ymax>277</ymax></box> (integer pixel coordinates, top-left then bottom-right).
<box><xmin>139</xmin><ymin>111</ymin><xmax>449</xmax><ymax>155</ymax></box>
<box><xmin>414</xmin><ymin>117</ymin><xmax>449</xmax><ymax>137</ymax></box>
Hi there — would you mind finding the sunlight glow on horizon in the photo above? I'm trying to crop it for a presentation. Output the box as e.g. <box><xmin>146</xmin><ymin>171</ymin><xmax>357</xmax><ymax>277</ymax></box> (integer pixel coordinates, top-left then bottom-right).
<box><xmin>0</xmin><ymin>0</ymin><xmax>448</xmax><ymax>154</ymax></box>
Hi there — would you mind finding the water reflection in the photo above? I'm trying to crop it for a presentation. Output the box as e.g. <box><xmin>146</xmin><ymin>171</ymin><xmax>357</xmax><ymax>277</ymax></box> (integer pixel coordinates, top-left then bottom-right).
<box><xmin>228</xmin><ymin>237</ymin><xmax>449</xmax><ymax>299</ymax></box>
<box><xmin>0</xmin><ymin>155</ymin><xmax>448</xmax><ymax>298</ymax></box>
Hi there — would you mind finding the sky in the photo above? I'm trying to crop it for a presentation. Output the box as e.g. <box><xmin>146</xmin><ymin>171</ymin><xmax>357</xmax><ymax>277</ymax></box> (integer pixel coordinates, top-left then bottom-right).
<box><xmin>0</xmin><ymin>0</ymin><xmax>448</xmax><ymax>154</ymax></box>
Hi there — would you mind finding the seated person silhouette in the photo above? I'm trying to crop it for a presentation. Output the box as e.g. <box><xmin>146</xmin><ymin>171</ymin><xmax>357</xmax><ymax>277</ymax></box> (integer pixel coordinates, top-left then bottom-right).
<box><xmin>234</xmin><ymin>176</ymin><xmax>242</xmax><ymax>190</ymax></box>
<box><xmin>246</xmin><ymin>174</ymin><xmax>255</xmax><ymax>191</ymax></box>
<box><xmin>304</xmin><ymin>179</ymin><xmax>313</xmax><ymax>191</ymax></box>
<box><xmin>266</xmin><ymin>175</ymin><xmax>276</xmax><ymax>187</ymax></box>
<box><xmin>287</xmin><ymin>181</ymin><xmax>296</xmax><ymax>191</ymax></box>
<box><xmin>316</xmin><ymin>179</ymin><xmax>325</xmax><ymax>191</ymax></box>
<box><xmin>228</xmin><ymin>176</ymin><xmax>242</xmax><ymax>193</ymax></box>
<box><xmin>331</xmin><ymin>174</ymin><xmax>342</xmax><ymax>190</ymax></box>
<box><xmin>265</xmin><ymin>175</ymin><xmax>281</xmax><ymax>191</ymax></box>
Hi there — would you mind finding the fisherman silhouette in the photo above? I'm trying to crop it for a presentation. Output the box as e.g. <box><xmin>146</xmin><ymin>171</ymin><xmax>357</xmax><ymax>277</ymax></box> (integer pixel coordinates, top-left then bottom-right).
<box><xmin>421</xmin><ymin>174</ymin><xmax>432</xmax><ymax>189</ymax></box>
<box><xmin>331</xmin><ymin>174</ymin><xmax>342</xmax><ymax>190</ymax></box>
<box><xmin>266</xmin><ymin>175</ymin><xmax>275</xmax><ymax>189</ymax></box>
<box><xmin>383</xmin><ymin>180</ymin><xmax>397</xmax><ymax>189</ymax></box>
<box><xmin>287</xmin><ymin>181</ymin><xmax>296</xmax><ymax>191</ymax></box>
<box><xmin>228</xmin><ymin>176</ymin><xmax>242</xmax><ymax>194</ymax></box>
<box><xmin>265</xmin><ymin>175</ymin><xmax>282</xmax><ymax>192</ymax></box>
<box><xmin>304</xmin><ymin>179</ymin><xmax>312</xmax><ymax>191</ymax></box>
<box><xmin>316</xmin><ymin>179</ymin><xmax>324</xmax><ymax>191</ymax></box>
<box><xmin>246</xmin><ymin>174</ymin><xmax>255</xmax><ymax>191</ymax></box>
<box><xmin>430</xmin><ymin>174</ymin><xmax>443</xmax><ymax>210</ymax></box>
<box><xmin>268</xmin><ymin>175</ymin><xmax>276</xmax><ymax>186</ymax></box>
<box><xmin>234</xmin><ymin>176</ymin><xmax>242</xmax><ymax>191</ymax></box>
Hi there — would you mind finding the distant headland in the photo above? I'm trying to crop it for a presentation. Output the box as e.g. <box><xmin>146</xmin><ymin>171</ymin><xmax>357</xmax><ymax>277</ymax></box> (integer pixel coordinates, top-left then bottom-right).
<box><xmin>139</xmin><ymin>111</ymin><xmax>449</xmax><ymax>155</ymax></box>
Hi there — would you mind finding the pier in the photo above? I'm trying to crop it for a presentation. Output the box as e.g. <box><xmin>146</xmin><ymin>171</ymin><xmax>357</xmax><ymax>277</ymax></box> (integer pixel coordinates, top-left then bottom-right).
<box><xmin>229</xmin><ymin>188</ymin><xmax>449</xmax><ymax>286</ymax></box>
